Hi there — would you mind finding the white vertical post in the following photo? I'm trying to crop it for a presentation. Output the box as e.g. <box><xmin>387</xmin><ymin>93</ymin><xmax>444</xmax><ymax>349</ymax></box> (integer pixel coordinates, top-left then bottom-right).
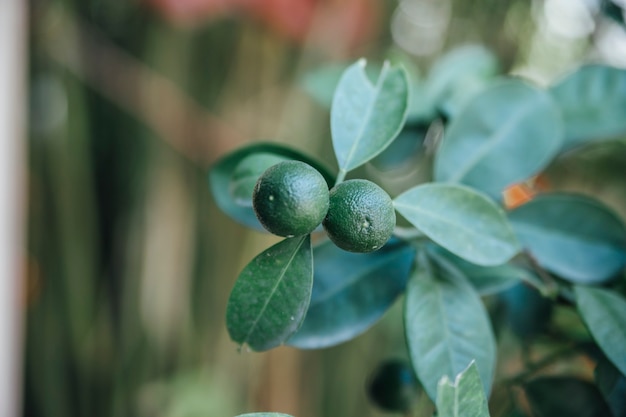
<box><xmin>0</xmin><ymin>2</ymin><xmax>27</xmax><ymax>417</ymax></box>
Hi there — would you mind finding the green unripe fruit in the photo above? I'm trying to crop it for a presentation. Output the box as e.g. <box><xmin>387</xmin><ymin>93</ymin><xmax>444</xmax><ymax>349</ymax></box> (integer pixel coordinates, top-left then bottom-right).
<box><xmin>230</xmin><ymin>153</ymin><xmax>289</xmax><ymax>207</ymax></box>
<box><xmin>323</xmin><ymin>179</ymin><xmax>395</xmax><ymax>253</ymax></box>
<box><xmin>252</xmin><ymin>160</ymin><xmax>330</xmax><ymax>237</ymax></box>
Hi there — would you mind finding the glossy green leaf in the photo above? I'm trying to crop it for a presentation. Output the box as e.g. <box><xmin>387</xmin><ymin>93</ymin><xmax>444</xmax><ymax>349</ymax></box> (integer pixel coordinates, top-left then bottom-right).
<box><xmin>331</xmin><ymin>59</ymin><xmax>409</xmax><ymax>174</ymax></box>
<box><xmin>404</xmin><ymin>251</ymin><xmax>496</xmax><ymax>401</ymax></box>
<box><xmin>287</xmin><ymin>239</ymin><xmax>415</xmax><ymax>349</ymax></box>
<box><xmin>436</xmin><ymin>361</ymin><xmax>490</xmax><ymax>417</ymax></box>
<box><xmin>509</xmin><ymin>194</ymin><xmax>626</xmax><ymax>284</ymax></box>
<box><xmin>431</xmin><ymin>245</ymin><xmax>531</xmax><ymax>295</ymax></box>
<box><xmin>575</xmin><ymin>285</ymin><xmax>626</xmax><ymax>376</ymax></box>
<box><xmin>434</xmin><ymin>79</ymin><xmax>563</xmax><ymax>199</ymax></box>
<box><xmin>236</xmin><ymin>414</ymin><xmax>294</xmax><ymax>417</ymax></box>
<box><xmin>209</xmin><ymin>143</ymin><xmax>335</xmax><ymax>230</ymax></box>
<box><xmin>394</xmin><ymin>183</ymin><xmax>520</xmax><ymax>266</ymax></box>
<box><xmin>525</xmin><ymin>377</ymin><xmax>612</xmax><ymax>417</ymax></box>
<box><xmin>550</xmin><ymin>64</ymin><xmax>626</xmax><ymax>148</ymax></box>
<box><xmin>226</xmin><ymin>235</ymin><xmax>313</xmax><ymax>351</ymax></box>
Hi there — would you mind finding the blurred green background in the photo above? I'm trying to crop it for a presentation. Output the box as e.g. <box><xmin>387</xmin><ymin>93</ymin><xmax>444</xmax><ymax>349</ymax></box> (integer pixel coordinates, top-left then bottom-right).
<box><xmin>25</xmin><ymin>0</ymin><xmax>626</xmax><ymax>416</ymax></box>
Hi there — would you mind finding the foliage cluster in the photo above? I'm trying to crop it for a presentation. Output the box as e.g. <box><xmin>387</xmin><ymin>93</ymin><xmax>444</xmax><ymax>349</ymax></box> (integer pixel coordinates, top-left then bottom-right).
<box><xmin>210</xmin><ymin>47</ymin><xmax>626</xmax><ymax>416</ymax></box>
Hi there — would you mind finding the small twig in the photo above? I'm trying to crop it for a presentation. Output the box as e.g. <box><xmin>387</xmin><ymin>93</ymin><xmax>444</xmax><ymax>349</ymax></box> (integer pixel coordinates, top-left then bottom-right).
<box><xmin>522</xmin><ymin>250</ymin><xmax>560</xmax><ymax>298</ymax></box>
<box><xmin>502</xmin><ymin>342</ymin><xmax>585</xmax><ymax>386</ymax></box>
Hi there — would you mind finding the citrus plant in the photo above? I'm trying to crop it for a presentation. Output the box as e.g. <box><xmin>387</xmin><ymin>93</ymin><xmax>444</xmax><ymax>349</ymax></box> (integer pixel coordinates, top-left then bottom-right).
<box><xmin>210</xmin><ymin>52</ymin><xmax>626</xmax><ymax>416</ymax></box>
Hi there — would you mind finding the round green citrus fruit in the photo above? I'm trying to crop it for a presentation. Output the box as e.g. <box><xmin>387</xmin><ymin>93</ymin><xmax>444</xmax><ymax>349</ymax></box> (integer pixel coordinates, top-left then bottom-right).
<box><xmin>252</xmin><ymin>160</ymin><xmax>330</xmax><ymax>237</ymax></box>
<box><xmin>323</xmin><ymin>179</ymin><xmax>395</xmax><ymax>253</ymax></box>
<box><xmin>230</xmin><ymin>152</ymin><xmax>289</xmax><ymax>207</ymax></box>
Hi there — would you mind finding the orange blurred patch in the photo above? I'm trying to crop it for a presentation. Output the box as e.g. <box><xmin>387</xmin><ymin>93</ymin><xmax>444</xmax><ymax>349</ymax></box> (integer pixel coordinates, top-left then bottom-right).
<box><xmin>503</xmin><ymin>174</ymin><xmax>551</xmax><ymax>209</ymax></box>
<box><xmin>503</xmin><ymin>183</ymin><xmax>536</xmax><ymax>209</ymax></box>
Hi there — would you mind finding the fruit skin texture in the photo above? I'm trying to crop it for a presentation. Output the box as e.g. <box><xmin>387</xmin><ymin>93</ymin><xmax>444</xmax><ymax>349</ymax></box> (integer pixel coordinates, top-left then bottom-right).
<box><xmin>323</xmin><ymin>179</ymin><xmax>395</xmax><ymax>253</ymax></box>
<box><xmin>253</xmin><ymin>160</ymin><xmax>330</xmax><ymax>237</ymax></box>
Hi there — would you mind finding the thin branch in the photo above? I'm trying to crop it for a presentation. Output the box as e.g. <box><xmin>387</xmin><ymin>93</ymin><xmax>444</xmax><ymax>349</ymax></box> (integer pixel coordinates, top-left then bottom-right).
<box><xmin>502</xmin><ymin>342</ymin><xmax>586</xmax><ymax>386</ymax></box>
<box><xmin>522</xmin><ymin>249</ymin><xmax>560</xmax><ymax>298</ymax></box>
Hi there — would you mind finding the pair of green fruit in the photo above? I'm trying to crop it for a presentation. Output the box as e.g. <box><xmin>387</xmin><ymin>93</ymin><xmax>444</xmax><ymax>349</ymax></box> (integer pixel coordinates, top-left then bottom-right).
<box><xmin>252</xmin><ymin>160</ymin><xmax>395</xmax><ymax>253</ymax></box>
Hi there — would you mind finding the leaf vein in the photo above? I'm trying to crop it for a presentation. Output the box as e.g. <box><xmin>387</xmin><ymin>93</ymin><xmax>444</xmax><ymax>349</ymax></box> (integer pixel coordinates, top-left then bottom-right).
<box><xmin>243</xmin><ymin>236</ymin><xmax>307</xmax><ymax>346</ymax></box>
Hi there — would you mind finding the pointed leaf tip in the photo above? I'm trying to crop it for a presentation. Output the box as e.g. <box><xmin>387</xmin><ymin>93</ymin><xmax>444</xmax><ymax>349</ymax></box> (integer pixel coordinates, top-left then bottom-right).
<box><xmin>436</xmin><ymin>361</ymin><xmax>491</xmax><ymax>417</ymax></box>
<box><xmin>331</xmin><ymin>59</ymin><xmax>409</xmax><ymax>173</ymax></box>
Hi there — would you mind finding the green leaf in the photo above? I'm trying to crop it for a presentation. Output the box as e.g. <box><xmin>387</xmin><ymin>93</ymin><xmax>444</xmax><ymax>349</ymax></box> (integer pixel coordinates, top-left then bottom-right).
<box><xmin>394</xmin><ymin>183</ymin><xmax>520</xmax><ymax>266</ymax></box>
<box><xmin>509</xmin><ymin>194</ymin><xmax>626</xmax><ymax>284</ymax></box>
<box><xmin>209</xmin><ymin>143</ymin><xmax>335</xmax><ymax>231</ymax></box>
<box><xmin>431</xmin><ymin>245</ymin><xmax>531</xmax><ymax>295</ymax></box>
<box><xmin>434</xmin><ymin>79</ymin><xmax>563</xmax><ymax>199</ymax></box>
<box><xmin>331</xmin><ymin>59</ymin><xmax>409</xmax><ymax>174</ymax></box>
<box><xmin>575</xmin><ymin>285</ymin><xmax>626</xmax><ymax>376</ymax></box>
<box><xmin>499</xmin><ymin>282</ymin><xmax>553</xmax><ymax>340</ymax></box>
<box><xmin>439</xmin><ymin>76</ymin><xmax>494</xmax><ymax>120</ymax></box>
<box><xmin>287</xmin><ymin>239</ymin><xmax>415</xmax><ymax>349</ymax></box>
<box><xmin>550</xmin><ymin>64</ymin><xmax>626</xmax><ymax>148</ymax></box>
<box><xmin>236</xmin><ymin>414</ymin><xmax>295</xmax><ymax>417</ymax></box>
<box><xmin>230</xmin><ymin>153</ymin><xmax>290</xmax><ymax>206</ymax></box>
<box><xmin>424</xmin><ymin>45</ymin><xmax>500</xmax><ymax>121</ymax></box>
<box><xmin>406</xmin><ymin>79</ymin><xmax>437</xmax><ymax>124</ymax></box>
<box><xmin>436</xmin><ymin>361</ymin><xmax>491</xmax><ymax>417</ymax></box>
<box><xmin>426</xmin><ymin>45</ymin><xmax>499</xmax><ymax>107</ymax></box>
<box><xmin>404</xmin><ymin>251</ymin><xmax>496</xmax><ymax>402</ymax></box>
<box><xmin>367</xmin><ymin>127</ymin><xmax>427</xmax><ymax>173</ymax></box>
<box><xmin>226</xmin><ymin>235</ymin><xmax>313</xmax><ymax>351</ymax></box>
<box><xmin>525</xmin><ymin>376</ymin><xmax>612</xmax><ymax>417</ymax></box>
